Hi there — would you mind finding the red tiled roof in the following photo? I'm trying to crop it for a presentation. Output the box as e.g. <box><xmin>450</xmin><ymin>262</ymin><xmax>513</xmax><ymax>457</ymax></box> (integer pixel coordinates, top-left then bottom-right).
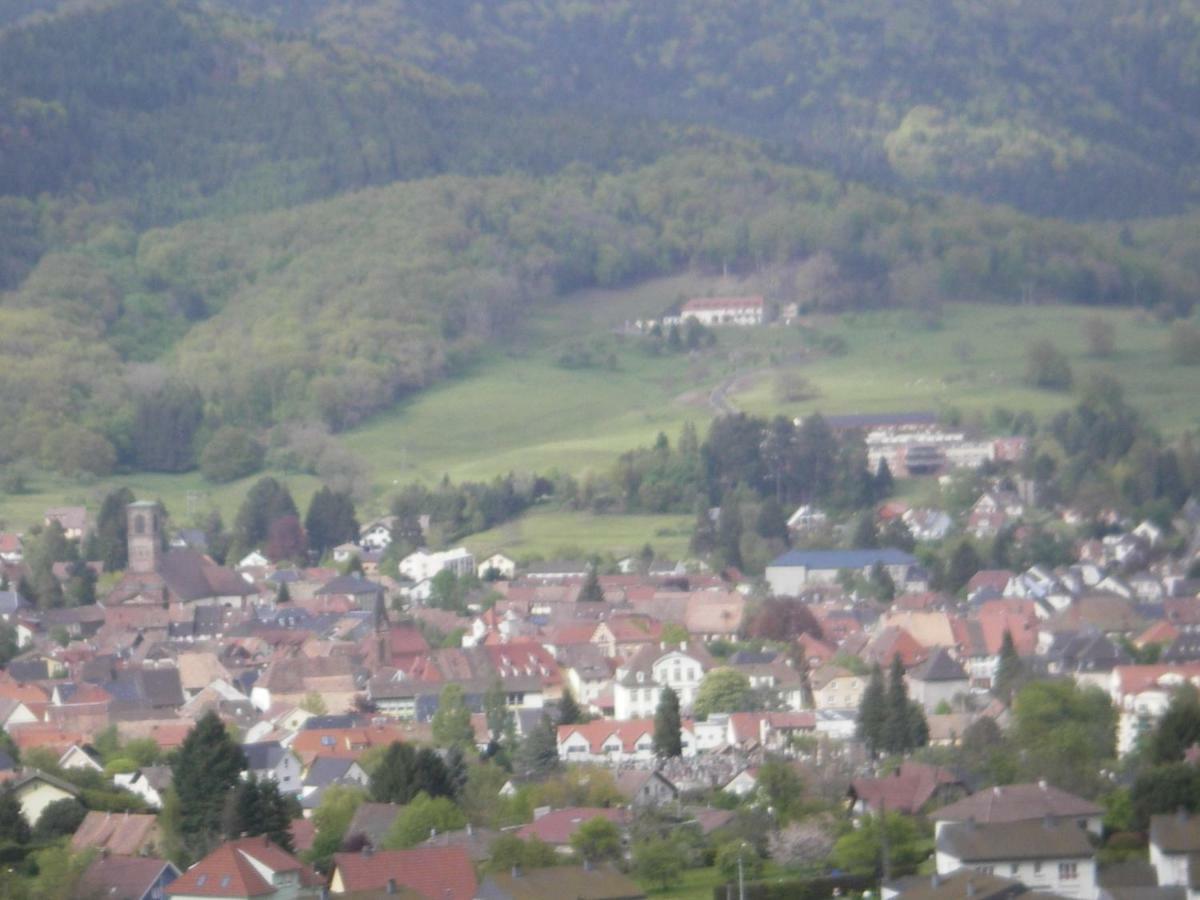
<box><xmin>167</xmin><ymin>836</ymin><xmax>320</xmax><ymax>898</ymax></box>
<box><xmin>681</xmin><ymin>295</ymin><xmax>764</xmax><ymax>312</ymax></box>
<box><xmin>332</xmin><ymin>846</ymin><xmax>476</xmax><ymax>898</ymax></box>
<box><xmin>516</xmin><ymin>808</ymin><xmax>629</xmax><ymax>846</ymax></box>
<box><xmin>1137</xmin><ymin>620</ymin><xmax>1182</xmax><ymax>647</ymax></box>
<box><xmin>851</xmin><ymin>762</ymin><xmax>963</xmax><ymax>815</ymax></box>
<box><xmin>71</xmin><ymin>811</ymin><xmax>158</xmax><ymax>855</ymax></box>
<box><xmin>557</xmin><ymin>719</ymin><xmax>655</xmax><ymax>753</ymax></box>
<box><xmin>967</xmin><ymin>570</ymin><xmax>1016</xmax><ymax>593</ymax></box>
<box><xmin>1112</xmin><ymin>663</ymin><xmax>1200</xmax><ymax>698</ymax></box>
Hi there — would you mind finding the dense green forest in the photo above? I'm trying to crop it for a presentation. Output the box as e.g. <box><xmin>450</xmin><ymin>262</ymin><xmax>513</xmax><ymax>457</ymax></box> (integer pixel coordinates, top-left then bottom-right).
<box><xmin>225</xmin><ymin>0</ymin><xmax>1200</xmax><ymax>218</ymax></box>
<box><xmin>1</xmin><ymin>0</ymin><xmax>1200</xmax><ymax>483</ymax></box>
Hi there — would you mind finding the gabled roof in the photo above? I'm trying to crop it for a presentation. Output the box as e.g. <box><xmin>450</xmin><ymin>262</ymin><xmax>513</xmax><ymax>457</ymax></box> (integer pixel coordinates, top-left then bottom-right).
<box><xmin>884</xmin><ymin>870</ymin><xmax>1027</xmax><ymax>900</ymax></box>
<box><xmin>909</xmin><ymin>648</ymin><xmax>968</xmax><ymax>683</ymax></box>
<box><xmin>1151</xmin><ymin>812</ymin><xmax>1200</xmax><ymax>854</ymax></box>
<box><xmin>850</xmin><ymin>762</ymin><xmax>965</xmax><ymax>815</ymax></box>
<box><xmin>304</xmin><ymin>756</ymin><xmax>359</xmax><ymax>787</ymax></box>
<box><xmin>79</xmin><ymin>855</ymin><xmax>178</xmax><ymax>900</ymax></box>
<box><xmin>70</xmin><ymin>811</ymin><xmax>159</xmax><ymax>855</ymax></box>
<box><xmin>937</xmin><ymin>819</ymin><xmax>1094</xmax><ymax>862</ymax></box>
<box><xmin>241</xmin><ymin>741</ymin><xmax>291</xmax><ymax>772</ymax></box>
<box><xmin>344</xmin><ymin>802</ymin><xmax>403</xmax><ymax>848</ymax></box>
<box><xmin>160</xmin><ymin>549</ymin><xmax>255</xmax><ymax>601</ymax></box>
<box><xmin>166</xmin><ymin>836</ymin><xmax>320</xmax><ymax>897</ymax></box>
<box><xmin>933</xmin><ymin>782</ymin><xmax>1101</xmax><ymax>825</ymax></box>
<box><xmin>332</xmin><ymin>846</ymin><xmax>477</xmax><ymax>898</ymax></box>
<box><xmin>516</xmin><ymin>808</ymin><xmax>629</xmax><ymax>845</ymax></box>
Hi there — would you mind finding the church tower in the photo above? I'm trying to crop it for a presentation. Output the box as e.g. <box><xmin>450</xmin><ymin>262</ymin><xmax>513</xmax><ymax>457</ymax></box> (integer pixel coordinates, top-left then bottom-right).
<box><xmin>127</xmin><ymin>500</ymin><xmax>162</xmax><ymax>575</ymax></box>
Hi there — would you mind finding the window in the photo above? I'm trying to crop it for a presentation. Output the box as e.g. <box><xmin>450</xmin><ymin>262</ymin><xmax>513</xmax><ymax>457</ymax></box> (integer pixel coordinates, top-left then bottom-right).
<box><xmin>1033</xmin><ymin>861</ymin><xmax>1042</xmax><ymax>874</ymax></box>
<box><xmin>975</xmin><ymin>866</ymin><xmax>993</xmax><ymax>876</ymax></box>
<box><xmin>1058</xmin><ymin>863</ymin><xmax>1077</xmax><ymax>880</ymax></box>
<box><xmin>195</xmin><ymin>876</ymin><xmax>207</xmax><ymax>887</ymax></box>
<box><xmin>1010</xmin><ymin>864</ymin><xmax>1019</xmax><ymax>875</ymax></box>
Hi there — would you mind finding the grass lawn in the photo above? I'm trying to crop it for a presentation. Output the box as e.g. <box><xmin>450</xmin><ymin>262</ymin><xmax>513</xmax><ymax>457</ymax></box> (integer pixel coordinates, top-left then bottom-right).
<box><xmin>1</xmin><ymin>278</ymin><xmax>1193</xmax><ymax>538</ymax></box>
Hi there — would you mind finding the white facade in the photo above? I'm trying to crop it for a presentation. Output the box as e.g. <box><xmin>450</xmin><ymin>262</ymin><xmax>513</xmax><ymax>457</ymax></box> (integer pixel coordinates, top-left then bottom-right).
<box><xmin>477</xmin><ymin>553</ymin><xmax>516</xmax><ymax>580</ymax></box>
<box><xmin>612</xmin><ymin>648</ymin><xmax>707</xmax><ymax>721</ymax></box>
<box><xmin>399</xmin><ymin>547</ymin><xmax>475</xmax><ymax>583</ymax></box>
<box><xmin>935</xmin><ymin>854</ymin><xmax>1097</xmax><ymax>899</ymax></box>
<box><xmin>679</xmin><ymin>296</ymin><xmax>764</xmax><ymax>326</ymax></box>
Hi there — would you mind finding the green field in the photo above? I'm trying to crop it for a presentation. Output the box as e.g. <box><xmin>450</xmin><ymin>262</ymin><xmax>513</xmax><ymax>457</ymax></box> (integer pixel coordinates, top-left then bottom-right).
<box><xmin>1</xmin><ymin>278</ymin><xmax>1193</xmax><ymax>548</ymax></box>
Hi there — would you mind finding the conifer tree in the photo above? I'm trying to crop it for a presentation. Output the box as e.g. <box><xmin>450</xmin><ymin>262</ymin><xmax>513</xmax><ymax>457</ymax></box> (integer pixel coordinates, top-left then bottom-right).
<box><xmin>857</xmin><ymin>663</ymin><xmax>886</xmax><ymax>756</ymax></box>
<box><xmin>578</xmin><ymin>565</ymin><xmax>604</xmax><ymax>602</ymax></box>
<box><xmin>516</xmin><ymin>714</ymin><xmax>560</xmax><ymax>778</ymax></box>
<box><xmin>993</xmin><ymin>630</ymin><xmax>1023</xmax><ymax>702</ymax></box>
<box><xmin>558</xmin><ymin>686</ymin><xmax>582</xmax><ymax>726</ymax></box>
<box><xmin>0</xmin><ymin>788</ymin><xmax>29</xmax><ymax>844</ymax></box>
<box><xmin>172</xmin><ymin>711</ymin><xmax>246</xmax><ymax>857</ymax></box>
<box><xmin>370</xmin><ymin>742</ymin><xmax>417</xmax><ymax>803</ymax></box>
<box><xmin>275</xmin><ymin>581</ymin><xmax>291</xmax><ymax>604</ymax></box>
<box><xmin>653</xmin><ymin>686</ymin><xmax>683</xmax><ymax>758</ymax></box>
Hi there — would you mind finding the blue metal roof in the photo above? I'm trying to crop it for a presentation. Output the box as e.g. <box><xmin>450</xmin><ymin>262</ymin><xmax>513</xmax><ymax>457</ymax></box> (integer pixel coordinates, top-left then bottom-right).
<box><xmin>768</xmin><ymin>548</ymin><xmax>917</xmax><ymax>569</ymax></box>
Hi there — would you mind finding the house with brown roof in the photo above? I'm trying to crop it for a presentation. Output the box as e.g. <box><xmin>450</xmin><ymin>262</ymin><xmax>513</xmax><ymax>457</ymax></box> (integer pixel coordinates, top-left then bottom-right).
<box><xmin>849</xmin><ymin>762</ymin><xmax>967</xmax><ymax>816</ymax></box>
<box><xmin>477</xmin><ymin>864</ymin><xmax>647</xmax><ymax>900</ymax></box>
<box><xmin>516</xmin><ymin>808</ymin><xmax>630</xmax><ymax>850</ymax></box>
<box><xmin>935</xmin><ymin>820</ymin><xmax>1097</xmax><ymax>899</ymax></box>
<box><xmin>684</xmin><ymin>590</ymin><xmax>746</xmax><ymax>641</ymax></box>
<box><xmin>165</xmin><ymin>836</ymin><xmax>323</xmax><ymax>898</ymax></box>
<box><xmin>933</xmin><ymin>782</ymin><xmax>1103</xmax><ymax>837</ymax></box>
<box><xmin>906</xmin><ymin>649</ymin><xmax>970</xmax><ymax>712</ymax></box>
<box><xmin>78</xmin><ymin>855</ymin><xmax>180</xmax><ymax>900</ymax></box>
<box><xmin>44</xmin><ymin>506</ymin><xmax>88</xmax><ymax>540</ymax></box>
<box><xmin>250</xmin><ymin>656</ymin><xmax>358</xmax><ymax>713</ymax></box>
<box><xmin>71</xmin><ymin>811</ymin><xmax>162</xmax><ymax>856</ymax></box>
<box><xmin>1149</xmin><ymin>810</ymin><xmax>1200</xmax><ymax>893</ymax></box>
<box><xmin>329</xmin><ymin>846</ymin><xmax>477</xmax><ymax>897</ymax></box>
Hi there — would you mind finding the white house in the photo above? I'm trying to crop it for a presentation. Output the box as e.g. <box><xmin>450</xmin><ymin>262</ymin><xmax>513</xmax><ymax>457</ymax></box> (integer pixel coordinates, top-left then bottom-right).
<box><xmin>359</xmin><ymin>517</ymin><xmax>398</xmax><ymax>552</ymax></box>
<box><xmin>612</xmin><ymin>643</ymin><xmax>712</xmax><ymax>721</ymax></box>
<box><xmin>906</xmin><ymin>649</ymin><xmax>970</xmax><ymax>713</ymax></box>
<box><xmin>680</xmin><ymin>295</ymin><xmax>764</xmax><ymax>327</ymax></box>
<box><xmin>241</xmin><ymin>742</ymin><xmax>304</xmax><ymax>795</ymax></box>
<box><xmin>1110</xmin><ymin>664</ymin><xmax>1200</xmax><ymax>757</ymax></box>
<box><xmin>936</xmin><ymin>820</ymin><xmax>1097</xmax><ymax>899</ymax></box>
<box><xmin>1150</xmin><ymin>811</ymin><xmax>1200</xmax><ymax>895</ymax></box>
<box><xmin>557</xmin><ymin>719</ymin><xmax>698</xmax><ymax>763</ymax></box>
<box><xmin>765</xmin><ymin>548</ymin><xmax>918</xmax><ymax>596</ymax></box>
<box><xmin>399</xmin><ymin>547</ymin><xmax>475</xmax><ymax>583</ymax></box>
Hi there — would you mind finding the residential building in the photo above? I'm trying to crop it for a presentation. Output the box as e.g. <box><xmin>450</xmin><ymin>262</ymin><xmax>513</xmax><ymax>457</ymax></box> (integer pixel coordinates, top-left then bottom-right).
<box><xmin>329</xmin><ymin>846</ymin><xmax>477</xmax><ymax>897</ymax></box>
<box><xmin>766</xmin><ymin>548</ymin><xmax>919</xmax><ymax>596</ymax></box>
<box><xmin>849</xmin><ymin>763</ymin><xmax>968</xmax><ymax>817</ymax></box>
<box><xmin>679</xmin><ymin>295</ymin><xmax>764</xmax><ymax>326</ymax></box>
<box><xmin>399</xmin><ymin>548</ymin><xmax>475</xmax><ymax>583</ymax></box>
<box><xmin>907</xmin><ymin>649</ymin><xmax>970</xmax><ymax>712</ymax></box>
<box><xmin>933</xmin><ymin>782</ymin><xmax>1103</xmax><ymax>837</ymax></box>
<box><xmin>241</xmin><ymin>742</ymin><xmax>303</xmax><ymax>794</ymax></box>
<box><xmin>165</xmin><ymin>836</ymin><xmax>322</xmax><ymax>899</ymax></box>
<box><xmin>612</xmin><ymin>642</ymin><xmax>712</xmax><ymax>720</ymax></box>
<box><xmin>936</xmin><ymin>820</ymin><xmax>1097</xmax><ymax>899</ymax></box>
<box><xmin>78</xmin><ymin>856</ymin><xmax>180</xmax><ymax>900</ymax></box>
<box><xmin>1149</xmin><ymin>811</ymin><xmax>1200</xmax><ymax>894</ymax></box>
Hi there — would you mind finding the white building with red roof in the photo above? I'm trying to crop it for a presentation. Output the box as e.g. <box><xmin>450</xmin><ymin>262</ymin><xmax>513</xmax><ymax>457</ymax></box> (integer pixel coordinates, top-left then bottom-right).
<box><xmin>557</xmin><ymin>718</ymin><xmax>698</xmax><ymax>762</ymax></box>
<box><xmin>679</xmin><ymin>295</ymin><xmax>764</xmax><ymax>326</ymax></box>
<box><xmin>1110</xmin><ymin>663</ymin><xmax>1200</xmax><ymax>756</ymax></box>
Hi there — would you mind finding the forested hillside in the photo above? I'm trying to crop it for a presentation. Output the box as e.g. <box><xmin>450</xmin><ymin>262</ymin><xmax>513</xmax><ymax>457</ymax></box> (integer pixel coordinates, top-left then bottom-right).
<box><xmin>228</xmin><ymin>0</ymin><xmax>1200</xmax><ymax>218</ymax></box>
<box><xmin>2</xmin><ymin>0</ymin><xmax>1200</xmax><ymax>485</ymax></box>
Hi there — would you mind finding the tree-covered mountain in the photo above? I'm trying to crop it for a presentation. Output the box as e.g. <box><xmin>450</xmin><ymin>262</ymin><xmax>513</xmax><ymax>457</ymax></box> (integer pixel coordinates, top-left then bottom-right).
<box><xmin>226</xmin><ymin>0</ymin><xmax>1200</xmax><ymax>219</ymax></box>
<box><xmin>2</xmin><ymin>0</ymin><xmax>1200</xmax><ymax>482</ymax></box>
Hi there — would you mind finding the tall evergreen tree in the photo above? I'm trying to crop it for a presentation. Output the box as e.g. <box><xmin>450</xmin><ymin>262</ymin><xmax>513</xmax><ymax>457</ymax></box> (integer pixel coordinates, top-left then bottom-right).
<box><xmin>993</xmin><ymin>630</ymin><xmax>1023</xmax><ymax>702</ymax></box>
<box><xmin>445</xmin><ymin>746</ymin><xmax>468</xmax><ymax>800</ymax></box>
<box><xmin>516</xmin><ymin>714</ymin><xmax>560</xmax><ymax>778</ymax></box>
<box><xmin>231</xmin><ymin>477</ymin><xmax>298</xmax><ymax>559</ymax></box>
<box><xmin>689</xmin><ymin>500</ymin><xmax>717</xmax><ymax>556</ymax></box>
<box><xmin>484</xmin><ymin>678</ymin><xmax>513</xmax><ymax>743</ymax></box>
<box><xmin>578</xmin><ymin>565</ymin><xmax>604</xmax><ymax>602</ymax></box>
<box><xmin>857</xmin><ymin>663</ymin><xmax>886</xmax><ymax>757</ymax></box>
<box><xmin>304</xmin><ymin>486</ymin><xmax>360</xmax><ymax>558</ymax></box>
<box><xmin>0</xmin><ymin>788</ymin><xmax>29</xmax><ymax>844</ymax></box>
<box><xmin>228</xmin><ymin>776</ymin><xmax>295</xmax><ymax>852</ymax></box>
<box><xmin>95</xmin><ymin>487</ymin><xmax>135</xmax><ymax>571</ymax></box>
<box><xmin>653</xmin><ymin>686</ymin><xmax>683</xmax><ymax>758</ymax></box>
<box><xmin>370</xmin><ymin>742</ymin><xmax>417</xmax><ymax>804</ymax></box>
<box><xmin>882</xmin><ymin>654</ymin><xmax>926</xmax><ymax>755</ymax></box>
<box><xmin>172</xmin><ymin>711</ymin><xmax>246</xmax><ymax>857</ymax></box>
<box><xmin>558</xmin><ymin>686</ymin><xmax>582</xmax><ymax>726</ymax></box>
<box><xmin>716</xmin><ymin>491</ymin><xmax>744</xmax><ymax>570</ymax></box>
<box><xmin>412</xmin><ymin>748</ymin><xmax>452</xmax><ymax>799</ymax></box>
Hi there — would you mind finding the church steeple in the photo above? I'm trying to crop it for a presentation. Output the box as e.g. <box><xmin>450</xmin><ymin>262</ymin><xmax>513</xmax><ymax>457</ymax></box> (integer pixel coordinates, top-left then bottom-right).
<box><xmin>127</xmin><ymin>501</ymin><xmax>161</xmax><ymax>575</ymax></box>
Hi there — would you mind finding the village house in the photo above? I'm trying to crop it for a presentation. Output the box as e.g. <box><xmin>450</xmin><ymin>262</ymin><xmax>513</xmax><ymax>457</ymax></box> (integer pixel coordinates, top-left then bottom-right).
<box><xmin>398</xmin><ymin>547</ymin><xmax>474</xmax><ymax>583</ymax></box>
<box><xmin>766</xmin><ymin>548</ymin><xmax>920</xmax><ymax>596</ymax></box>
<box><xmin>612</xmin><ymin>642</ymin><xmax>713</xmax><ymax>720</ymax></box>
<box><xmin>71</xmin><ymin>811</ymin><xmax>163</xmax><ymax>856</ymax></box>
<box><xmin>477</xmin><ymin>552</ymin><xmax>517</xmax><ymax>580</ymax></box>
<box><xmin>330</xmin><ymin>846</ymin><xmax>477</xmax><ymax>897</ymax></box>
<box><xmin>933</xmin><ymin>782</ymin><xmax>1103</xmax><ymax>837</ymax></box>
<box><xmin>44</xmin><ymin>506</ymin><xmax>88</xmax><ymax>540</ymax></box>
<box><xmin>241</xmin><ymin>741</ymin><xmax>304</xmax><ymax>794</ymax></box>
<box><xmin>516</xmin><ymin>807</ymin><xmax>631</xmax><ymax>852</ymax></box>
<box><xmin>811</xmin><ymin>664</ymin><xmax>867</xmax><ymax>710</ymax></box>
<box><xmin>679</xmin><ymin>295</ymin><xmax>764</xmax><ymax>326</ymax></box>
<box><xmin>936</xmin><ymin>820</ymin><xmax>1097</xmax><ymax>899</ymax></box>
<box><xmin>849</xmin><ymin>762</ymin><xmax>968</xmax><ymax>817</ymax></box>
<box><xmin>906</xmin><ymin>648</ymin><xmax>970</xmax><ymax>712</ymax></box>
<box><xmin>557</xmin><ymin>718</ymin><xmax>698</xmax><ymax>762</ymax></box>
<box><xmin>166</xmin><ymin>835</ymin><xmax>323</xmax><ymax>898</ymax></box>
<box><xmin>1149</xmin><ymin>810</ymin><xmax>1200</xmax><ymax>895</ymax></box>
<box><xmin>78</xmin><ymin>856</ymin><xmax>180</xmax><ymax>900</ymax></box>
<box><xmin>358</xmin><ymin>516</ymin><xmax>399</xmax><ymax>552</ymax></box>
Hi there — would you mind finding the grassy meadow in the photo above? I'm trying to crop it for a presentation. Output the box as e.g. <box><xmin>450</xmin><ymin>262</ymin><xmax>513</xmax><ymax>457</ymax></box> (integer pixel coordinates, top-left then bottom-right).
<box><xmin>2</xmin><ymin>275</ymin><xmax>1194</xmax><ymax>553</ymax></box>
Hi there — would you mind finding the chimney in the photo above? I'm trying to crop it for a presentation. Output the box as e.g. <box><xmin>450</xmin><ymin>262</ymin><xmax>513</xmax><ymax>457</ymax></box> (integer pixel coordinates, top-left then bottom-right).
<box><xmin>466</xmin><ymin>823</ymin><xmax>473</xmax><ymax>836</ymax></box>
<box><xmin>930</xmin><ymin>874</ymin><xmax>940</xmax><ymax>889</ymax></box>
<box><xmin>992</xmin><ymin>786</ymin><xmax>1002</xmax><ymax>797</ymax></box>
<box><xmin>511</xmin><ymin>865</ymin><xmax>520</xmax><ymax>879</ymax></box>
<box><xmin>966</xmin><ymin>880</ymin><xmax>977</xmax><ymax>897</ymax></box>
<box><xmin>386</xmin><ymin>879</ymin><xmax>397</xmax><ymax>895</ymax></box>
<box><xmin>362</xmin><ymin>845</ymin><xmax>373</xmax><ymax>858</ymax></box>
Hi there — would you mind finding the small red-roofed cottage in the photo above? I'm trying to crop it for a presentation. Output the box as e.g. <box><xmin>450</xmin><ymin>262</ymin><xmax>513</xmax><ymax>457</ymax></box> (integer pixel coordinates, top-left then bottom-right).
<box><xmin>329</xmin><ymin>846</ymin><xmax>476</xmax><ymax>897</ymax></box>
<box><xmin>680</xmin><ymin>295</ymin><xmax>764</xmax><ymax>326</ymax></box>
<box><xmin>166</xmin><ymin>835</ymin><xmax>322</xmax><ymax>898</ymax></box>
